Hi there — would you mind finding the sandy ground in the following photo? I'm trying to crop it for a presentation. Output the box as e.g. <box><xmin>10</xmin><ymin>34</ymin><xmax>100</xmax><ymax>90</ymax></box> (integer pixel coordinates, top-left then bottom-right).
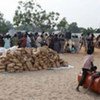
<box><xmin>0</xmin><ymin>48</ymin><xmax>100</xmax><ymax>100</ymax></box>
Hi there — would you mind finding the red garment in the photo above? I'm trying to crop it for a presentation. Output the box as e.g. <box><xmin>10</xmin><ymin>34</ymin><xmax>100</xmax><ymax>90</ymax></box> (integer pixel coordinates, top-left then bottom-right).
<box><xmin>20</xmin><ymin>37</ymin><xmax>27</xmax><ymax>47</ymax></box>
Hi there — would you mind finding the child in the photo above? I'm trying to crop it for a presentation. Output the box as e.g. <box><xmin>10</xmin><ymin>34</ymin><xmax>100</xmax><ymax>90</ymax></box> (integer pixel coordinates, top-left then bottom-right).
<box><xmin>76</xmin><ymin>47</ymin><xmax>94</xmax><ymax>92</ymax></box>
<box><xmin>66</xmin><ymin>43</ymin><xmax>71</xmax><ymax>53</ymax></box>
<box><xmin>71</xmin><ymin>44</ymin><xmax>77</xmax><ymax>53</ymax></box>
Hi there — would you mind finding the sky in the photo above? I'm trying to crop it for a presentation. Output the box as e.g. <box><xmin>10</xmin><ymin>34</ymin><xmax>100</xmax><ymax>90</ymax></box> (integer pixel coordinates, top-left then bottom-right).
<box><xmin>0</xmin><ymin>0</ymin><xmax>100</xmax><ymax>28</ymax></box>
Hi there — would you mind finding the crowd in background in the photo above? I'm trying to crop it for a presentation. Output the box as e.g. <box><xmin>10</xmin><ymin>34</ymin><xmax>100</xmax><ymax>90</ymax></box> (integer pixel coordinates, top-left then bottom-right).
<box><xmin>79</xmin><ymin>33</ymin><xmax>100</xmax><ymax>51</ymax></box>
<box><xmin>0</xmin><ymin>31</ymin><xmax>100</xmax><ymax>53</ymax></box>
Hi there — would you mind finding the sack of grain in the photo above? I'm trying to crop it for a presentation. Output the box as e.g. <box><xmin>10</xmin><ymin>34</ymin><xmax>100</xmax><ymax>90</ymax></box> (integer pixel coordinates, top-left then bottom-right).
<box><xmin>0</xmin><ymin>46</ymin><xmax>67</xmax><ymax>73</ymax></box>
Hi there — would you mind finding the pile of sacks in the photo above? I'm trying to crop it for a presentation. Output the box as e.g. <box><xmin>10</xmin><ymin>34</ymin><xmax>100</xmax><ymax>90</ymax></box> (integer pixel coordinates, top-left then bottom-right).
<box><xmin>0</xmin><ymin>46</ymin><xmax>67</xmax><ymax>73</ymax></box>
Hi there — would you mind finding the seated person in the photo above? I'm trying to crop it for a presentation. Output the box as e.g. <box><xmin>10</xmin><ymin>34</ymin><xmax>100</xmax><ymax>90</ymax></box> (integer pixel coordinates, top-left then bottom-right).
<box><xmin>65</xmin><ymin>43</ymin><xmax>71</xmax><ymax>53</ymax></box>
<box><xmin>70</xmin><ymin>44</ymin><xmax>77</xmax><ymax>53</ymax></box>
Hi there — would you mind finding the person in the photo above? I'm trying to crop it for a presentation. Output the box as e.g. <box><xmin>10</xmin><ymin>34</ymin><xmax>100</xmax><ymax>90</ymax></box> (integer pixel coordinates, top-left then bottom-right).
<box><xmin>4</xmin><ymin>35</ymin><xmax>11</xmax><ymax>49</ymax></box>
<box><xmin>86</xmin><ymin>33</ymin><xmax>94</xmax><ymax>52</ymax></box>
<box><xmin>76</xmin><ymin>47</ymin><xmax>94</xmax><ymax>92</ymax></box>
<box><xmin>79</xmin><ymin>34</ymin><xmax>85</xmax><ymax>50</ymax></box>
<box><xmin>49</xmin><ymin>35</ymin><xmax>54</xmax><ymax>50</ymax></box>
<box><xmin>26</xmin><ymin>32</ymin><xmax>31</xmax><ymax>48</ymax></box>
<box><xmin>40</xmin><ymin>35</ymin><xmax>47</xmax><ymax>46</ymax></box>
<box><xmin>53</xmin><ymin>34</ymin><xmax>61</xmax><ymax>53</ymax></box>
<box><xmin>11</xmin><ymin>34</ymin><xmax>19</xmax><ymax>46</ymax></box>
<box><xmin>71</xmin><ymin>44</ymin><xmax>77</xmax><ymax>53</ymax></box>
<box><xmin>0</xmin><ymin>35</ymin><xmax>4</xmax><ymax>47</ymax></box>
<box><xmin>59</xmin><ymin>34</ymin><xmax>65</xmax><ymax>53</ymax></box>
<box><xmin>65</xmin><ymin>43</ymin><xmax>71</xmax><ymax>53</ymax></box>
<box><xmin>20</xmin><ymin>34</ymin><xmax>27</xmax><ymax>48</ymax></box>
<box><xmin>96</xmin><ymin>35</ymin><xmax>100</xmax><ymax>48</ymax></box>
<box><xmin>36</xmin><ymin>35</ymin><xmax>43</xmax><ymax>47</ymax></box>
<box><xmin>34</xmin><ymin>32</ymin><xmax>38</xmax><ymax>40</ymax></box>
<box><xmin>65</xmin><ymin>31</ymin><xmax>71</xmax><ymax>42</ymax></box>
<box><xmin>30</xmin><ymin>33</ymin><xmax>36</xmax><ymax>48</ymax></box>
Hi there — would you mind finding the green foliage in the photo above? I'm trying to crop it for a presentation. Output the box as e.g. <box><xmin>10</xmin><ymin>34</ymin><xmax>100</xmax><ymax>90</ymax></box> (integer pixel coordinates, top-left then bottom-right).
<box><xmin>13</xmin><ymin>0</ymin><xmax>60</xmax><ymax>32</ymax></box>
<box><xmin>68</xmin><ymin>22</ymin><xmax>81</xmax><ymax>33</ymax></box>
<box><xmin>95</xmin><ymin>28</ymin><xmax>100</xmax><ymax>33</ymax></box>
<box><xmin>82</xmin><ymin>27</ymin><xmax>95</xmax><ymax>35</ymax></box>
<box><xmin>57</xmin><ymin>17</ymin><xmax>68</xmax><ymax>32</ymax></box>
<box><xmin>0</xmin><ymin>12</ymin><xmax>13</xmax><ymax>33</ymax></box>
<box><xmin>1</xmin><ymin>0</ymin><xmax>99</xmax><ymax>33</ymax></box>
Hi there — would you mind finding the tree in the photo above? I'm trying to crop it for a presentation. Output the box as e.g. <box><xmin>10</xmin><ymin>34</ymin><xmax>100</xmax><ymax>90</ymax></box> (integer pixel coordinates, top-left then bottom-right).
<box><xmin>86</xmin><ymin>27</ymin><xmax>95</xmax><ymax>33</ymax></box>
<box><xmin>57</xmin><ymin>17</ymin><xmax>68</xmax><ymax>32</ymax></box>
<box><xmin>0</xmin><ymin>12</ymin><xmax>4</xmax><ymax>23</ymax></box>
<box><xmin>0</xmin><ymin>12</ymin><xmax>6</xmax><ymax>33</ymax></box>
<box><xmin>68</xmin><ymin>22</ymin><xmax>80</xmax><ymax>33</ymax></box>
<box><xmin>82</xmin><ymin>27</ymin><xmax>95</xmax><ymax>35</ymax></box>
<box><xmin>13</xmin><ymin>0</ymin><xmax>60</xmax><ymax>32</ymax></box>
<box><xmin>5</xmin><ymin>21</ymin><xmax>13</xmax><ymax>29</ymax></box>
<box><xmin>0</xmin><ymin>12</ymin><xmax>13</xmax><ymax>33</ymax></box>
<box><xmin>95</xmin><ymin>28</ymin><xmax>100</xmax><ymax>33</ymax></box>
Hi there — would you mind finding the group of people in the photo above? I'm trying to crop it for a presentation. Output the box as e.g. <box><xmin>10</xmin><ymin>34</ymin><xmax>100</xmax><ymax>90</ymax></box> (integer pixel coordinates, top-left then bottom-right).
<box><xmin>80</xmin><ymin>33</ymin><xmax>100</xmax><ymax>51</ymax></box>
<box><xmin>0</xmin><ymin>32</ymin><xmax>78</xmax><ymax>53</ymax></box>
<box><xmin>0</xmin><ymin>31</ymin><xmax>100</xmax><ymax>92</ymax></box>
<box><xmin>0</xmin><ymin>32</ymin><xmax>100</xmax><ymax>54</ymax></box>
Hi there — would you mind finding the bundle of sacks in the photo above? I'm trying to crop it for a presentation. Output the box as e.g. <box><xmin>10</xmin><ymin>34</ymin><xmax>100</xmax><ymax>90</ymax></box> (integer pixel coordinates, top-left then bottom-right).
<box><xmin>0</xmin><ymin>46</ymin><xmax>67</xmax><ymax>73</ymax></box>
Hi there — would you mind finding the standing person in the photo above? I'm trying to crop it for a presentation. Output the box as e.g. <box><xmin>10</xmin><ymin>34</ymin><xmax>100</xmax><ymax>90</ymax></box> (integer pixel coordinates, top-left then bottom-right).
<box><xmin>20</xmin><ymin>34</ymin><xmax>27</xmax><ymax>48</ymax></box>
<box><xmin>26</xmin><ymin>32</ymin><xmax>31</xmax><ymax>48</ymax></box>
<box><xmin>30</xmin><ymin>33</ymin><xmax>36</xmax><ymax>48</ymax></box>
<box><xmin>59</xmin><ymin>34</ymin><xmax>65</xmax><ymax>53</ymax></box>
<box><xmin>65</xmin><ymin>32</ymin><xmax>71</xmax><ymax>42</ymax></box>
<box><xmin>79</xmin><ymin>34</ymin><xmax>85</xmax><ymax>50</ymax></box>
<box><xmin>86</xmin><ymin>33</ymin><xmax>94</xmax><ymax>51</ymax></box>
<box><xmin>53</xmin><ymin>34</ymin><xmax>61</xmax><ymax>53</ymax></box>
<box><xmin>85</xmin><ymin>33</ymin><xmax>90</xmax><ymax>51</ymax></box>
<box><xmin>49</xmin><ymin>35</ymin><xmax>54</xmax><ymax>50</ymax></box>
<box><xmin>4</xmin><ymin>35</ymin><xmax>11</xmax><ymax>49</ymax></box>
<box><xmin>72</xmin><ymin>35</ymin><xmax>80</xmax><ymax>53</ymax></box>
<box><xmin>34</xmin><ymin>32</ymin><xmax>38</xmax><ymax>40</ymax></box>
<box><xmin>40</xmin><ymin>35</ymin><xmax>47</xmax><ymax>47</ymax></box>
<box><xmin>17</xmin><ymin>32</ymin><xmax>22</xmax><ymax>39</ymax></box>
<box><xmin>97</xmin><ymin>35</ymin><xmax>100</xmax><ymax>48</ymax></box>
<box><xmin>43</xmin><ymin>33</ymin><xmax>48</xmax><ymax>41</ymax></box>
<box><xmin>36</xmin><ymin>35</ymin><xmax>43</xmax><ymax>47</ymax></box>
<box><xmin>76</xmin><ymin>47</ymin><xmax>94</xmax><ymax>92</ymax></box>
<box><xmin>11</xmin><ymin>34</ymin><xmax>19</xmax><ymax>46</ymax></box>
<box><xmin>0</xmin><ymin>35</ymin><xmax>4</xmax><ymax>47</ymax></box>
<box><xmin>96</xmin><ymin>35</ymin><xmax>100</xmax><ymax>48</ymax></box>
<box><xmin>87</xmin><ymin>33</ymin><xmax>94</xmax><ymax>53</ymax></box>
<box><xmin>45</xmin><ymin>35</ymin><xmax>51</xmax><ymax>47</ymax></box>
<box><xmin>17</xmin><ymin>32</ymin><xmax>22</xmax><ymax>48</ymax></box>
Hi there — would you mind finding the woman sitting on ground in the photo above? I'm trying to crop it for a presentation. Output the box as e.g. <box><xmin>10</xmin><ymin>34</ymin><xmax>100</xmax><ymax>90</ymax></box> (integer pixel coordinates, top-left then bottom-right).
<box><xmin>70</xmin><ymin>44</ymin><xmax>77</xmax><ymax>53</ymax></box>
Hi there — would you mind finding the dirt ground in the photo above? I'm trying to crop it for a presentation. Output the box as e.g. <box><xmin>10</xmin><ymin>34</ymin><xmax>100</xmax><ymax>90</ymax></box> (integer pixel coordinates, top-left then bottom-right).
<box><xmin>0</xmin><ymin>48</ymin><xmax>100</xmax><ymax>100</ymax></box>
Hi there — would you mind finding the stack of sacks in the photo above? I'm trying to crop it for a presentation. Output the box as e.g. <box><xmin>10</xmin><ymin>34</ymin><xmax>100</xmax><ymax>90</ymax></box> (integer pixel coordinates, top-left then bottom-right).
<box><xmin>0</xmin><ymin>46</ymin><xmax>67</xmax><ymax>73</ymax></box>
